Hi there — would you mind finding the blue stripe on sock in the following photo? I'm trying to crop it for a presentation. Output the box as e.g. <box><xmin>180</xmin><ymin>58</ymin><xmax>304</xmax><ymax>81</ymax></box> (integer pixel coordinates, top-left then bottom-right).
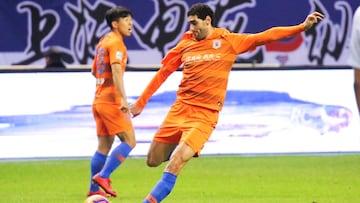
<box><xmin>143</xmin><ymin>172</ymin><xmax>177</xmax><ymax>203</ymax></box>
<box><xmin>100</xmin><ymin>142</ymin><xmax>132</xmax><ymax>178</ymax></box>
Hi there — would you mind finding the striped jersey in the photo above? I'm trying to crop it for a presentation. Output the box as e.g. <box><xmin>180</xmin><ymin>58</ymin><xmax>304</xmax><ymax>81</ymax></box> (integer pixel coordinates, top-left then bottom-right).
<box><xmin>92</xmin><ymin>32</ymin><xmax>128</xmax><ymax>105</ymax></box>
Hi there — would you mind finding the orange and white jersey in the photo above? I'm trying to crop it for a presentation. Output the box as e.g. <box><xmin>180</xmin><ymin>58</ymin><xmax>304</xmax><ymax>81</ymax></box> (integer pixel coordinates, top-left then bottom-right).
<box><xmin>137</xmin><ymin>25</ymin><xmax>304</xmax><ymax>111</ymax></box>
<box><xmin>92</xmin><ymin>32</ymin><xmax>128</xmax><ymax>105</ymax></box>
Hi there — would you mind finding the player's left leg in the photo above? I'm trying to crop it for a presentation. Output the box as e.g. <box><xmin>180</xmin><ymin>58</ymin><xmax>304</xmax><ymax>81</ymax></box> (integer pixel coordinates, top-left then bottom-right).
<box><xmin>92</xmin><ymin>104</ymin><xmax>135</xmax><ymax>197</ymax></box>
<box><xmin>87</xmin><ymin>144</ymin><xmax>111</xmax><ymax>197</ymax></box>
<box><xmin>93</xmin><ymin>130</ymin><xmax>135</xmax><ymax>197</ymax></box>
<box><xmin>98</xmin><ymin>130</ymin><xmax>136</xmax><ymax>178</ymax></box>
<box><xmin>143</xmin><ymin>141</ymin><xmax>195</xmax><ymax>203</ymax></box>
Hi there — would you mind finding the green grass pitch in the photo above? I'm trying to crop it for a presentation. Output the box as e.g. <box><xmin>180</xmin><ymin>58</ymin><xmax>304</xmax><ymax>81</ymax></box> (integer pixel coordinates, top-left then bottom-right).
<box><xmin>1</xmin><ymin>154</ymin><xmax>359</xmax><ymax>203</ymax></box>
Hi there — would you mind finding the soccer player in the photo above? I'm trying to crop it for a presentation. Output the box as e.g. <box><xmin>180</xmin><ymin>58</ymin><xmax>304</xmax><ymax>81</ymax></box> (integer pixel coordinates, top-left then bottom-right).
<box><xmin>87</xmin><ymin>6</ymin><xmax>135</xmax><ymax>198</ymax></box>
<box><xmin>348</xmin><ymin>6</ymin><xmax>360</xmax><ymax>113</ymax></box>
<box><xmin>130</xmin><ymin>3</ymin><xmax>324</xmax><ymax>203</ymax></box>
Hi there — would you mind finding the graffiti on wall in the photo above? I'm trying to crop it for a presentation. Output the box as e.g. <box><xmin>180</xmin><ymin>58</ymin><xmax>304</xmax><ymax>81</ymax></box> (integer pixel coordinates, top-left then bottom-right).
<box><xmin>0</xmin><ymin>0</ymin><xmax>356</xmax><ymax>66</ymax></box>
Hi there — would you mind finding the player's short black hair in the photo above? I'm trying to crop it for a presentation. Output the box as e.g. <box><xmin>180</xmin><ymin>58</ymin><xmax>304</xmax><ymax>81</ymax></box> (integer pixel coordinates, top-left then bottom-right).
<box><xmin>105</xmin><ymin>6</ymin><xmax>132</xmax><ymax>29</ymax></box>
<box><xmin>187</xmin><ymin>3</ymin><xmax>215</xmax><ymax>26</ymax></box>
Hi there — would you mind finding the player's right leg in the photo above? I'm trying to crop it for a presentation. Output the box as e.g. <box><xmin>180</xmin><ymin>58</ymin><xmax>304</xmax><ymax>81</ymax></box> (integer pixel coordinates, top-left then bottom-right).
<box><xmin>146</xmin><ymin>141</ymin><xmax>178</xmax><ymax>167</ymax></box>
<box><xmin>88</xmin><ymin>104</ymin><xmax>114</xmax><ymax>197</ymax></box>
<box><xmin>88</xmin><ymin>150</ymin><xmax>109</xmax><ymax>197</ymax></box>
<box><xmin>143</xmin><ymin>140</ymin><xmax>197</xmax><ymax>203</ymax></box>
<box><xmin>91</xmin><ymin>135</ymin><xmax>118</xmax><ymax>196</ymax></box>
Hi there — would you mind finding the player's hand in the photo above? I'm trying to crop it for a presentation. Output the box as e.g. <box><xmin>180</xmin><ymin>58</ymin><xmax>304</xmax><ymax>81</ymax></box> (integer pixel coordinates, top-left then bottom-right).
<box><xmin>120</xmin><ymin>100</ymin><xmax>129</xmax><ymax>113</ymax></box>
<box><xmin>120</xmin><ymin>106</ymin><xmax>129</xmax><ymax>113</ymax></box>
<box><xmin>130</xmin><ymin>103</ymin><xmax>143</xmax><ymax>118</ymax></box>
<box><xmin>303</xmin><ymin>11</ymin><xmax>325</xmax><ymax>31</ymax></box>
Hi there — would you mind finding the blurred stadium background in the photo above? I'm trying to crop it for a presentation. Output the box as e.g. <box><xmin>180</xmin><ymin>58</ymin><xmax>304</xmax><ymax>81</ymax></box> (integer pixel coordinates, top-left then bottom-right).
<box><xmin>0</xmin><ymin>0</ymin><xmax>359</xmax><ymax>159</ymax></box>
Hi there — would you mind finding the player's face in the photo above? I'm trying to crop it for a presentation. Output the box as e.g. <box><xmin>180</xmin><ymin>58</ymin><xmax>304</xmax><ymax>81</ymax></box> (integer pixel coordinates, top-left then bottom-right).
<box><xmin>116</xmin><ymin>15</ymin><xmax>133</xmax><ymax>37</ymax></box>
<box><xmin>188</xmin><ymin>15</ymin><xmax>210</xmax><ymax>41</ymax></box>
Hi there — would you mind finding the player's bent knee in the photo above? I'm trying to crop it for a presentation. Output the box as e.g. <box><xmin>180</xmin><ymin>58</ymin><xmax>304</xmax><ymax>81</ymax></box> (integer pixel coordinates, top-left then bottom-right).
<box><xmin>116</xmin><ymin>131</ymin><xmax>136</xmax><ymax>148</ymax></box>
<box><xmin>146</xmin><ymin>156</ymin><xmax>162</xmax><ymax>167</ymax></box>
<box><xmin>127</xmin><ymin>141</ymin><xmax>136</xmax><ymax>148</ymax></box>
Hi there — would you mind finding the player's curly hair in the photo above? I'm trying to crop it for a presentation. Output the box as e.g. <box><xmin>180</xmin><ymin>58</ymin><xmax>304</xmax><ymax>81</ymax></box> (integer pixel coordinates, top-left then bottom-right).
<box><xmin>105</xmin><ymin>6</ymin><xmax>132</xmax><ymax>29</ymax></box>
<box><xmin>187</xmin><ymin>3</ymin><xmax>216</xmax><ymax>26</ymax></box>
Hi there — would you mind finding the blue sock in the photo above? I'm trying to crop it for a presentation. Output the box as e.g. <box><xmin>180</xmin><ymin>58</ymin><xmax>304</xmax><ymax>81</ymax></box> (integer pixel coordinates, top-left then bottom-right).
<box><xmin>90</xmin><ymin>151</ymin><xmax>107</xmax><ymax>191</ymax></box>
<box><xmin>143</xmin><ymin>172</ymin><xmax>177</xmax><ymax>203</ymax></box>
<box><xmin>99</xmin><ymin>142</ymin><xmax>132</xmax><ymax>178</ymax></box>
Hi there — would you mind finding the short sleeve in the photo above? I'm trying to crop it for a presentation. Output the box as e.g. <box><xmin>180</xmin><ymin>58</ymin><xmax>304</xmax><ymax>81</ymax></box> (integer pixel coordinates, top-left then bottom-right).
<box><xmin>108</xmin><ymin>39</ymin><xmax>126</xmax><ymax>67</ymax></box>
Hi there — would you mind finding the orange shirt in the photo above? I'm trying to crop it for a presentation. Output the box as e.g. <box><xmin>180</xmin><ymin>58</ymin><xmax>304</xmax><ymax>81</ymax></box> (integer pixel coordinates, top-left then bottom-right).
<box><xmin>136</xmin><ymin>24</ymin><xmax>305</xmax><ymax>111</ymax></box>
<box><xmin>92</xmin><ymin>32</ymin><xmax>128</xmax><ymax>105</ymax></box>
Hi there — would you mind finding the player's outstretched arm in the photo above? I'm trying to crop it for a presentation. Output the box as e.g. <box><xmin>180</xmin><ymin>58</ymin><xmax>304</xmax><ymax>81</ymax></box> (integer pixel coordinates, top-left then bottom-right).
<box><xmin>130</xmin><ymin>65</ymin><xmax>177</xmax><ymax>118</ymax></box>
<box><xmin>303</xmin><ymin>12</ymin><xmax>325</xmax><ymax>31</ymax></box>
<box><xmin>231</xmin><ymin>11</ymin><xmax>325</xmax><ymax>54</ymax></box>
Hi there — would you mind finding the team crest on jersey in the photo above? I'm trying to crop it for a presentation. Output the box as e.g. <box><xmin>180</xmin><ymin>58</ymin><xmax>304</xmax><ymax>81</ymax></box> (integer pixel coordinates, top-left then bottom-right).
<box><xmin>116</xmin><ymin>51</ymin><xmax>123</xmax><ymax>60</ymax></box>
<box><xmin>213</xmin><ymin>40</ymin><xmax>221</xmax><ymax>49</ymax></box>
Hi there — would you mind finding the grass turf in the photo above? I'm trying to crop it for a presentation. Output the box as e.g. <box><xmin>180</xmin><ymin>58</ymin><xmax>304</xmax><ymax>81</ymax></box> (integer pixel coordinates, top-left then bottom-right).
<box><xmin>0</xmin><ymin>155</ymin><xmax>359</xmax><ymax>203</ymax></box>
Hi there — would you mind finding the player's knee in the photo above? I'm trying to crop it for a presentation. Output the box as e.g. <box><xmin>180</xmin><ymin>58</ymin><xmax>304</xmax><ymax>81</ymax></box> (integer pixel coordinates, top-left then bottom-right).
<box><xmin>127</xmin><ymin>140</ymin><xmax>136</xmax><ymax>148</ymax></box>
<box><xmin>146</xmin><ymin>155</ymin><xmax>163</xmax><ymax>167</ymax></box>
<box><xmin>117</xmin><ymin>131</ymin><xmax>136</xmax><ymax>148</ymax></box>
<box><xmin>146</xmin><ymin>159</ymin><xmax>160</xmax><ymax>167</ymax></box>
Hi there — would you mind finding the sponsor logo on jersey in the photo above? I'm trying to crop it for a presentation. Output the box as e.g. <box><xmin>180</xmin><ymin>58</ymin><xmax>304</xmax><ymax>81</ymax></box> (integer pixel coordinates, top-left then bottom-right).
<box><xmin>116</xmin><ymin>51</ymin><xmax>123</xmax><ymax>60</ymax></box>
<box><xmin>213</xmin><ymin>40</ymin><xmax>221</xmax><ymax>49</ymax></box>
<box><xmin>184</xmin><ymin>53</ymin><xmax>221</xmax><ymax>64</ymax></box>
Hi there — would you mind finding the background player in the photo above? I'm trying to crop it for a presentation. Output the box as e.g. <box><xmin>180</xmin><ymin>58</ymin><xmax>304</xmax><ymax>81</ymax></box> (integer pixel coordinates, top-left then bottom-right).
<box><xmin>87</xmin><ymin>6</ymin><xmax>136</xmax><ymax>198</ymax></box>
